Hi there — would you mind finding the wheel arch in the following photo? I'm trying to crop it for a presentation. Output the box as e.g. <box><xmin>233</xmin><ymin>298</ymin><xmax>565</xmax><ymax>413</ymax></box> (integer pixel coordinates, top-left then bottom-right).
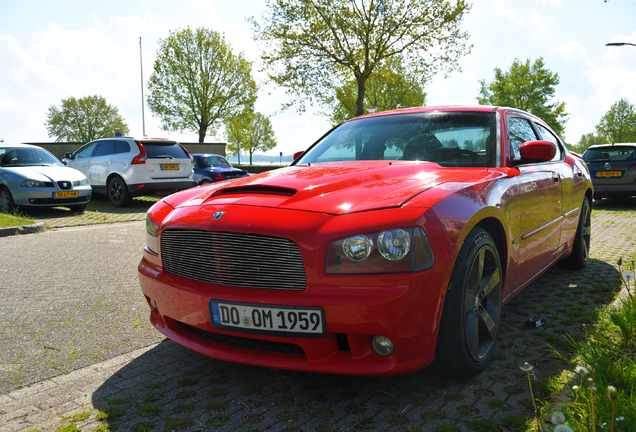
<box><xmin>473</xmin><ymin>217</ymin><xmax>508</xmax><ymax>284</ymax></box>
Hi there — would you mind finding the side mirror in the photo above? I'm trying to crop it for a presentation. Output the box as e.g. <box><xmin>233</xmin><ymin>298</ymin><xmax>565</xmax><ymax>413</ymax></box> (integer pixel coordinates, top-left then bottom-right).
<box><xmin>293</xmin><ymin>151</ymin><xmax>304</xmax><ymax>161</ymax></box>
<box><xmin>519</xmin><ymin>140</ymin><xmax>556</xmax><ymax>163</ymax></box>
<box><xmin>64</xmin><ymin>152</ymin><xmax>73</xmax><ymax>159</ymax></box>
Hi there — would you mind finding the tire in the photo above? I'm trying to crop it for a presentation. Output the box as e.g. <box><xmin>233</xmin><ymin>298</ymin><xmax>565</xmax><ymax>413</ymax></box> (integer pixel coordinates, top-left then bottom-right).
<box><xmin>68</xmin><ymin>204</ymin><xmax>87</xmax><ymax>213</ymax></box>
<box><xmin>557</xmin><ymin>196</ymin><xmax>591</xmax><ymax>270</ymax></box>
<box><xmin>0</xmin><ymin>186</ymin><xmax>15</xmax><ymax>213</ymax></box>
<box><xmin>432</xmin><ymin>227</ymin><xmax>503</xmax><ymax>378</ymax></box>
<box><xmin>107</xmin><ymin>176</ymin><xmax>132</xmax><ymax>207</ymax></box>
<box><xmin>199</xmin><ymin>179</ymin><xmax>211</xmax><ymax>185</ymax></box>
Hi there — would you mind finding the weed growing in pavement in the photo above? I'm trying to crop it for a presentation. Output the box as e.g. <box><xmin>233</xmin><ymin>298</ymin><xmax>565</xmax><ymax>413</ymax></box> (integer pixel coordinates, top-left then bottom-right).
<box><xmin>522</xmin><ymin>258</ymin><xmax>636</xmax><ymax>431</ymax></box>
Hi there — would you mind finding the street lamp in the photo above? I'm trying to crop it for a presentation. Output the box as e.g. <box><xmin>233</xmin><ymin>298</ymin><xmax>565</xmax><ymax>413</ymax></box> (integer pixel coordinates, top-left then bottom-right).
<box><xmin>606</xmin><ymin>42</ymin><xmax>636</xmax><ymax>47</ymax></box>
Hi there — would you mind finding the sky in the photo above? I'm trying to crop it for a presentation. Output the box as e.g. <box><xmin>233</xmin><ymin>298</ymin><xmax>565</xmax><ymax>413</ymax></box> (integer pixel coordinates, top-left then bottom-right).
<box><xmin>1</xmin><ymin>0</ymin><xmax>636</xmax><ymax>157</ymax></box>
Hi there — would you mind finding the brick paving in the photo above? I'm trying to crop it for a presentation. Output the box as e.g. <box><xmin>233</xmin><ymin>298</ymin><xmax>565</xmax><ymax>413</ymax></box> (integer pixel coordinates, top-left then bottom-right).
<box><xmin>0</xmin><ymin>198</ymin><xmax>635</xmax><ymax>431</ymax></box>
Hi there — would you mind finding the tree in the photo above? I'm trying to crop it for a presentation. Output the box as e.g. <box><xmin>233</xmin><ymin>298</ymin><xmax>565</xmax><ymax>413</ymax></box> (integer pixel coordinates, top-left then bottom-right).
<box><xmin>477</xmin><ymin>57</ymin><xmax>568</xmax><ymax>136</ymax></box>
<box><xmin>147</xmin><ymin>27</ymin><xmax>257</xmax><ymax>143</ymax></box>
<box><xmin>327</xmin><ymin>56</ymin><xmax>426</xmax><ymax>125</ymax></box>
<box><xmin>571</xmin><ymin>132</ymin><xmax>606</xmax><ymax>154</ymax></box>
<box><xmin>225</xmin><ymin>109</ymin><xmax>277</xmax><ymax>165</ymax></box>
<box><xmin>251</xmin><ymin>0</ymin><xmax>471</xmax><ymax>117</ymax></box>
<box><xmin>45</xmin><ymin>95</ymin><xmax>129</xmax><ymax>142</ymax></box>
<box><xmin>595</xmin><ymin>98</ymin><xmax>636</xmax><ymax>143</ymax></box>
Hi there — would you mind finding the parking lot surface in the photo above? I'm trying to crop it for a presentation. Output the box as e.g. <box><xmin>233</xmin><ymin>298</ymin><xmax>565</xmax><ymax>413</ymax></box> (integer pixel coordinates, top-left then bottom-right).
<box><xmin>1</xmin><ymin>198</ymin><xmax>635</xmax><ymax>431</ymax></box>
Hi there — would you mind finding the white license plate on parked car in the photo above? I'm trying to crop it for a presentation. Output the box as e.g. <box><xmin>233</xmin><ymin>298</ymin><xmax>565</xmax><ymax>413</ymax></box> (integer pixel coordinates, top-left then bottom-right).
<box><xmin>209</xmin><ymin>300</ymin><xmax>325</xmax><ymax>337</ymax></box>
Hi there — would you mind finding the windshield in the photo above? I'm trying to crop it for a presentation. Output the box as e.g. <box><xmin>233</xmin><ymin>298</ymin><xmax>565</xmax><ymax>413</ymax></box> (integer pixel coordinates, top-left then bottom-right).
<box><xmin>0</xmin><ymin>147</ymin><xmax>63</xmax><ymax>167</ymax></box>
<box><xmin>297</xmin><ymin>111</ymin><xmax>498</xmax><ymax>167</ymax></box>
<box><xmin>583</xmin><ymin>146</ymin><xmax>636</xmax><ymax>163</ymax></box>
<box><xmin>196</xmin><ymin>155</ymin><xmax>231</xmax><ymax>168</ymax></box>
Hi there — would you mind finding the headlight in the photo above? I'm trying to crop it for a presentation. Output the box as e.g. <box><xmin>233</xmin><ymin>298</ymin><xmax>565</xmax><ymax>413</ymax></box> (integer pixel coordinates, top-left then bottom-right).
<box><xmin>325</xmin><ymin>227</ymin><xmax>434</xmax><ymax>274</ymax></box>
<box><xmin>20</xmin><ymin>179</ymin><xmax>47</xmax><ymax>187</ymax></box>
<box><xmin>73</xmin><ymin>179</ymin><xmax>88</xmax><ymax>186</ymax></box>
<box><xmin>145</xmin><ymin>214</ymin><xmax>159</xmax><ymax>254</ymax></box>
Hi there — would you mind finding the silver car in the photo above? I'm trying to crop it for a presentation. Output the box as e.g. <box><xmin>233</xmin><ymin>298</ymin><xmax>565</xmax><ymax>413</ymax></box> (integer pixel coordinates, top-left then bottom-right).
<box><xmin>63</xmin><ymin>137</ymin><xmax>194</xmax><ymax>207</ymax></box>
<box><xmin>0</xmin><ymin>143</ymin><xmax>92</xmax><ymax>213</ymax></box>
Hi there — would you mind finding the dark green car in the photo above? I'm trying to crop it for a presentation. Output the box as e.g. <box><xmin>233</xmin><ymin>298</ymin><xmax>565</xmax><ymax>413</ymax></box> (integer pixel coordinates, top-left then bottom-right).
<box><xmin>583</xmin><ymin>144</ymin><xmax>636</xmax><ymax>200</ymax></box>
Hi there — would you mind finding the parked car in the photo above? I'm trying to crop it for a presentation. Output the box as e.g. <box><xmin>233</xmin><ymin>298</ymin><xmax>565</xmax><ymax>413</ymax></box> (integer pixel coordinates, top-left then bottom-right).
<box><xmin>62</xmin><ymin>137</ymin><xmax>193</xmax><ymax>207</ymax></box>
<box><xmin>192</xmin><ymin>154</ymin><xmax>249</xmax><ymax>186</ymax></box>
<box><xmin>138</xmin><ymin>106</ymin><xmax>593</xmax><ymax>378</ymax></box>
<box><xmin>0</xmin><ymin>143</ymin><xmax>91</xmax><ymax>213</ymax></box>
<box><xmin>582</xmin><ymin>143</ymin><xmax>636</xmax><ymax>200</ymax></box>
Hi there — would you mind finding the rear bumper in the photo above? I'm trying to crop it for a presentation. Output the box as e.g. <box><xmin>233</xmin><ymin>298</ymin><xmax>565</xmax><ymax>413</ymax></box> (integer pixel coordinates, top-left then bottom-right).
<box><xmin>128</xmin><ymin>180</ymin><xmax>194</xmax><ymax>196</ymax></box>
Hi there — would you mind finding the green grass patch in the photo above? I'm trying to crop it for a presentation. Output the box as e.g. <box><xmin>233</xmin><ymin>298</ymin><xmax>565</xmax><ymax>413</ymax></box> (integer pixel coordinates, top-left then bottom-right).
<box><xmin>137</xmin><ymin>405</ymin><xmax>161</xmax><ymax>417</ymax></box>
<box><xmin>0</xmin><ymin>212</ymin><xmax>34</xmax><ymax>228</ymax></box>
<box><xmin>165</xmin><ymin>418</ymin><xmax>193</xmax><ymax>430</ymax></box>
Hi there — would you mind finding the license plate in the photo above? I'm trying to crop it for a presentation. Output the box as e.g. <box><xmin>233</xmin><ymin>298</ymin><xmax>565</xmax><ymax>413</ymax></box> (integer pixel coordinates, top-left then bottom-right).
<box><xmin>161</xmin><ymin>164</ymin><xmax>179</xmax><ymax>170</ymax></box>
<box><xmin>210</xmin><ymin>300</ymin><xmax>325</xmax><ymax>337</ymax></box>
<box><xmin>53</xmin><ymin>191</ymin><xmax>79</xmax><ymax>199</ymax></box>
<box><xmin>596</xmin><ymin>171</ymin><xmax>621</xmax><ymax>177</ymax></box>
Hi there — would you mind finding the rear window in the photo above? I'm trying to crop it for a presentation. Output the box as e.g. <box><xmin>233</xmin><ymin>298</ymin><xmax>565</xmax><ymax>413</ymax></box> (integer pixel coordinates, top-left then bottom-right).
<box><xmin>583</xmin><ymin>146</ymin><xmax>636</xmax><ymax>162</ymax></box>
<box><xmin>142</xmin><ymin>142</ymin><xmax>188</xmax><ymax>159</ymax></box>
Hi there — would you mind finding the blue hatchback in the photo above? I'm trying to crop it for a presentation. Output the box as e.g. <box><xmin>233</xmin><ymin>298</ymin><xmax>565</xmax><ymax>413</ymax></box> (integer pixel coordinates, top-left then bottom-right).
<box><xmin>192</xmin><ymin>154</ymin><xmax>249</xmax><ymax>186</ymax></box>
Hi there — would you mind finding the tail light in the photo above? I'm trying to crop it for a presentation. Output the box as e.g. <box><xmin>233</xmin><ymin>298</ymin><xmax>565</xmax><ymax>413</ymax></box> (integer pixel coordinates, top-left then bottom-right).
<box><xmin>629</xmin><ymin>165</ymin><xmax>636</xmax><ymax>170</ymax></box>
<box><xmin>214</xmin><ymin>173</ymin><xmax>224</xmax><ymax>181</ymax></box>
<box><xmin>132</xmin><ymin>141</ymin><xmax>147</xmax><ymax>164</ymax></box>
<box><xmin>179</xmin><ymin>143</ymin><xmax>194</xmax><ymax>164</ymax></box>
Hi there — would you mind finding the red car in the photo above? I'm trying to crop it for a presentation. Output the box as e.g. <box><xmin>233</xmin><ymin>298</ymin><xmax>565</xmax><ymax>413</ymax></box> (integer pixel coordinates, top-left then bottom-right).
<box><xmin>138</xmin><ymin>106</ymin><xmax>593</xmax><ymax>378</ymax></box>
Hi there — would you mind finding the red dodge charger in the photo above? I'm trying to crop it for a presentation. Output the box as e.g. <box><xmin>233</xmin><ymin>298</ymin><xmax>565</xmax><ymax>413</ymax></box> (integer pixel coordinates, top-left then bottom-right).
<box><xmin>138</xmin><ymin>106</ymin><xmax>593</xmax><ymax>378</ymax></box>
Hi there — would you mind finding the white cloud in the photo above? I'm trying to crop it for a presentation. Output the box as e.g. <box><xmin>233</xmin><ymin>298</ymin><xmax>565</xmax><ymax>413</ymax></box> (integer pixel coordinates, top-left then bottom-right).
<box><xmin>493</xmin><ymin>0</ymin><xmax>526</xmax><ymax>26</ymax></box>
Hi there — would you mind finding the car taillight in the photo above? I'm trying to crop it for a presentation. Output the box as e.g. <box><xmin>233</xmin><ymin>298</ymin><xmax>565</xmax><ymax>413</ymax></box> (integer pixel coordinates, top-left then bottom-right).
<box><xmin>629</xmin><ymin>165</ymin><xmax>636</xmax><ymax>170</ymax></box>
<box><xmin>132</xmin><ymin>141</ymin><xmax>147</xmax><ymax>164</ymax></box>
<box><xmin>214</xmin><ymin>173</ymin><xmax>224</xmax><ymax>181</ymax></box>
<box><xmin>179</xmin><ymin>143</ymin><xmax>193</xmax><ymax>163</ymax></box>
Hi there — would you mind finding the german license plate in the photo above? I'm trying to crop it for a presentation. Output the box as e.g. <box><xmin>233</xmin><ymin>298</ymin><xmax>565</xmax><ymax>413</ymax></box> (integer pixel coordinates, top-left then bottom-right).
<box><xmin>161</xmin><ymin>164</ymin><xmax>179</xmax><ymax>170</ymax></box>
<box><xmin>53</xmin><ymin>191</ymin><xmax>79</xmax><ymax>199</ymax></box>
<box><xmin>596</xmin><ymin>171</ymin><xmax>621</xmax><ymax>177</ymax></box>
<box><xmin>210</xmin><ymin>300</ymin><xmax>325</xmax><ymax>337</ymax></box>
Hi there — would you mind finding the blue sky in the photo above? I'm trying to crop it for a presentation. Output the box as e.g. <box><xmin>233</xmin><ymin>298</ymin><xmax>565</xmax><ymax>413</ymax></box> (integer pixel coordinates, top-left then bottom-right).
<box><xmin>1</xmin><ymin>0</ymin><xmax>635</xmax><ymax>156</ymax></box>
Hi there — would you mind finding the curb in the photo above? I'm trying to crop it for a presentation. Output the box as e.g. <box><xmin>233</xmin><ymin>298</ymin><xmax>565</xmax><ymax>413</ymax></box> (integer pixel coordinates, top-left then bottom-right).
<box><xmin>0</xmin><ymin>221</ymin><xmax>46</xmax><ymax>237</ymax></box>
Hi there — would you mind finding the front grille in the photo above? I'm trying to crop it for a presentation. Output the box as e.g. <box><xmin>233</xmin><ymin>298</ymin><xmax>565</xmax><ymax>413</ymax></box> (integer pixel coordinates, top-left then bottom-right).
<box><xmin>180</xmin><ymin>322</ymin><xmax>305</xmax><ymax>354</ymax></box>
<box><xmin>56</xmin><ymin>181</ymin><xmax>72</xmax><ymax>190</ymax></box>
<box><xmin>161</xmin><ymin>229</ymin><xmax>307</xmax><ymax>290</ymax></box>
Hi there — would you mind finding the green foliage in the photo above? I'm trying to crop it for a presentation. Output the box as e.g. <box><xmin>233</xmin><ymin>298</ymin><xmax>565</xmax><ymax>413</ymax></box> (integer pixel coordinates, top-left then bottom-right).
<box><xmin>595</xmin><ymin>98</ymin><xmax>636</xmax><ymax>144</ymax></box>
<box><xmin>327</xmin><ymin>56</ymin><xmax>426</xmax><ymax>125</ymax></box>
<box><xmin>571</xmin><ymin>132</ymin><xmax>606</xmax><ymax>154</ymax></box>
<box><xmin>45</xmin><ymin>95</ymin><xmax>129</xmax><ymax>142</ymax></box>
<box><xmin>225</xmin><ymin>109</ymin><xmax>277</xmax><ymax>165</ymax></box>
<box><xmin>251</xmin><ymin>0</ymin><xmax>471</xmax><ymax>116</ymax></box>
<box><xmin>147</xmin><ymin>27</ymin><xmax>257</xmax><ymax>143</ymax></box>
<box><xmin>477</xmin><ymin>57</ymin><xmax>568</xmax><ymax>136</ymax></box>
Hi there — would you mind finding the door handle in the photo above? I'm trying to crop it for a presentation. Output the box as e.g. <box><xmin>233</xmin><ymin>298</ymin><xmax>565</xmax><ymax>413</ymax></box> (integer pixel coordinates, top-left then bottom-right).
<box><xmin>552</xmin><ymin>172</ymin><xmax>560</xmax><ymax>183</ymax></box>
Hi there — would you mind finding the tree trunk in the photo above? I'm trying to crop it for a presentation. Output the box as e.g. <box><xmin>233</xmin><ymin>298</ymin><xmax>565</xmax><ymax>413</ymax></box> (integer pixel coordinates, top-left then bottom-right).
<box><xmin>198</xmin><ymin>123</ymin><xmax>207</xmax><ymax>144</ymax></box>
<box><xmin>356</xmin><ymin>77</ymin><xmax>367</xmax><ymax>117</ymax></box>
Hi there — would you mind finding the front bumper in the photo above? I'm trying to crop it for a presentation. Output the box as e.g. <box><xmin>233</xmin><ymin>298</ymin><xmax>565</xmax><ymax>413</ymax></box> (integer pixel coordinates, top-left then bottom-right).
<box><xmin>12</xmin><ymin>186</ymin><xmax>92</xmax><ymax>207</ymax></box>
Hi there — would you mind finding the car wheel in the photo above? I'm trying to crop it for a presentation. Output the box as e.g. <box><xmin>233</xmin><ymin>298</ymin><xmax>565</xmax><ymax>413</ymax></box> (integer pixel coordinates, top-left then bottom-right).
<box><xmin>107</xmin><ymin>176</ymin><xmax>132</xmax><ymax>207</ymax></box>
<box><xmin>0</xmin><ymin>186</ymin><xmax>16</xmax><ymax>213</ymax></box>
<box><xmin>199</xmin><ymin>179</ymin><xmax>211</xmax><ymax>185</ymax></box>
<box><xmin>557</xmin><ymin>196</ymin><xmax>591</xmax><ymax>270</ymax></box>
<box><xmin>433</xmin><ymin>227</ymin><xmax>503</xmax><ymax>378</ymax></box>
<box><xmin>68</xmin><ymin>204</ymin><xmax>87</xmax><ymax>213</ymax></box>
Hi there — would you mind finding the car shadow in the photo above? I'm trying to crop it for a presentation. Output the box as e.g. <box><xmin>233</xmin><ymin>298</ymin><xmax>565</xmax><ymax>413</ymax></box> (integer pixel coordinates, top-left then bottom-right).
<box><xmin>593</xmin><ymin>196</ymin><xmax>636</xmax><ymax>211</ymax></box>
<box><xmin>89</xmin><ymin>258</ymin><xmax>622</xmax><ymax>431</ymax></box>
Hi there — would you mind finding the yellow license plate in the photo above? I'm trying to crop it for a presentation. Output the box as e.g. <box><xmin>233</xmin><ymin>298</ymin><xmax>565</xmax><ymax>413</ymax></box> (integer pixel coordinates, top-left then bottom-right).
<box><xmin>54</xmin><ymin>191</ymin><xmax>79</xmax><ymax>199</ymax></box>
<box><xmin>597</xmin><ymin>171</ymin><xmax>621</xmax><ymax>177</ymax></box>
<box><xmin>161</xmin><ymin>164</ymin><xmax>179</xmax><ymax>170</ymax></box>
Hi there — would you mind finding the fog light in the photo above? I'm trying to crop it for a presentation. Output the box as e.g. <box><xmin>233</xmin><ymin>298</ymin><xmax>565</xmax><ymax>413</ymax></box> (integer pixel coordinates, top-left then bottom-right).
<box><xmin>371</xmin><ymin>335</ymin><xmax>394</xmax><ymax>357</ymax></box>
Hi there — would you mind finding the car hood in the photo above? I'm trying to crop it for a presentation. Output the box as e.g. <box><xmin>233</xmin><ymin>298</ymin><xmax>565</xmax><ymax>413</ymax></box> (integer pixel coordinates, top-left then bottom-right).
<box><xmin>168</xmin><ymin>162</ymin><xmax>492</xmax><ymax>215</ymax></box>
<box><xmin>2</xmin><ymin>165</ymin><xmax>87</xmax><ymax>182</ymax></box>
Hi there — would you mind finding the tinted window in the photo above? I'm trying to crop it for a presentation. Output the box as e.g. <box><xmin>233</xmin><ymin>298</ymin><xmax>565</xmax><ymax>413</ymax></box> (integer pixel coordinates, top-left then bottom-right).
<box><xmin>583</xmin><ymin>146</ymin><xmax>636</xmax><ymax>162</ymax></box>
<box><xmin>115</xmin><ymin>141</ymin><xmax>130</xmax><ymax>154</ymax></box>
<box><xmin>0</xmin><ymin>147</ymin><xmax>62</xmax><ymax>167</ymax></box>
<box><xmin>143</xmin><ymin>142</ymin><xmax>188</xmax><ymax>159</ymax></box>
<box><xmin>508</xmin><ymin>117</ymin><xmax>538</xmax><ymax>159</ymax></box>
<box><xmin>94</xmin><ymin>141</ymin><xmax>115</xmax><ymax>157</ymax></box>
<box><xmin>298</xmin><ymin>112</ymin><xmax>498</xmax><ymax>167</ymax></box>
<box><xmin>75</xmin><ymin>142</ymin><xmax>99</xmax><ymax>159</ymax></box>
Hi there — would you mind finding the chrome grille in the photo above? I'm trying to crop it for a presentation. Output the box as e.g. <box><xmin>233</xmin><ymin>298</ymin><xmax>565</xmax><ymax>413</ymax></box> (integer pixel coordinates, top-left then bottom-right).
<box><xmin>161</xmin><ymin>229</ymin><xmax>307</xmax><ymax>290</ymax></box>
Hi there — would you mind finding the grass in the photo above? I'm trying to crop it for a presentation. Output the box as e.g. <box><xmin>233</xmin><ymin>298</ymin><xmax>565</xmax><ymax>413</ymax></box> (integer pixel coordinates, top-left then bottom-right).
<box><xmin>0</xmin><ymin>211</ymin><xmax>35</xmax><ymax>228</ymax></box>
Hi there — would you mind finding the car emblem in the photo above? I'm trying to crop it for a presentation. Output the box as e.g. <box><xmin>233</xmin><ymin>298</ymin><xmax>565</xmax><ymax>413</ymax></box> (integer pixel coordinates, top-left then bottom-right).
<box><xmin>212</xmin><ymin>211</ymin><xmax>225</xmax><ymax>220</ymax></box>
<box><xmin>605</xmin><ymin>163</ymin><xmax>611</xmax><ymax>170</ymax></box>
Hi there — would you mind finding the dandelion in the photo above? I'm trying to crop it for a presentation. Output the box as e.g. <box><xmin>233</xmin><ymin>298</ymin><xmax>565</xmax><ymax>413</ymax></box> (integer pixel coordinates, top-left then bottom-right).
<box><xmin>575</xmin><ymin>365</ymin><xmax>590</xmax><ymax>375</ymax></box>
<box><xmin>551</xmin><ymin>411</ymin><xmax>566</xmax><ymax>425</ymax></box>
<box><xmin>608</xmin><ymin>386</ymin><xmax>617</xmax><ymax>432</ymax></box>
<box><xmin>520</xmin><ymin>362</ymin><xmax>544</xmax><ymax>432</ymax></box>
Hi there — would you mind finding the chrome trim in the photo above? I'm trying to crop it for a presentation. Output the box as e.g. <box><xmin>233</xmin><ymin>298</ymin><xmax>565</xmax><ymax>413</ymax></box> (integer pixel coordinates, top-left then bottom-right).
<box><xmin>520</xmin><ymin>216</ymin><xmax>564</xmax><ymax>240</ymax></box>
<box><xmin>564</xmin><ymin>207</ymin><xmax>580</xmax><ymax>218</ymax></box>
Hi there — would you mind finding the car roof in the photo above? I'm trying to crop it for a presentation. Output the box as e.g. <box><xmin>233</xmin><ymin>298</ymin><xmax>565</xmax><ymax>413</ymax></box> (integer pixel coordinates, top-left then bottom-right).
<box><xmin>584</xmin><ymin>143</ymin><xmax>636</xmax><ymax>151</ymax></box>
<box><xmin>0</xmin><ymin>143</ymin><xmax>44</xmax><ymax>150</ymax></box>
<box><xmin>193</xmin><ymin>154</ymin><xmax>224</xmax><ymax>158</ymax></box>
<box><xmin>346</xmin><ymin>105</ymin><xmax>542</xmax><ymax>122</ymax></box>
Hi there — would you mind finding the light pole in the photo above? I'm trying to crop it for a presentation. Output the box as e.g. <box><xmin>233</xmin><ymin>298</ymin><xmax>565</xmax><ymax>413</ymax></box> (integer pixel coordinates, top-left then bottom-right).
<box><xmin>606</xmin><ymin>42</ymin><xmax>636</xmax><ymax>47</ymax></box>
<box><xmin>140</xmin><ymin>37</ymin><xmax>147</xmax><ymax>137</ymax></box>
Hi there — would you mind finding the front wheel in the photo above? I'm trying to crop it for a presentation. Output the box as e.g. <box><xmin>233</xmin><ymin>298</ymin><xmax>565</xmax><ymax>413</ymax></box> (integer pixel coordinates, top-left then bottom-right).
<box><xmin>558</xmin><ymin>196</ymin><xmax>591</xmax><ymax>270</ymax></box>
<box><xmin>432</xmin><ymin>228</ymin><xmax>503</xmax><ymax>378</ymax></box>
<box><xmin>0</xmin><ymin>186</ymin><xmax>16</xmax><ymax>213</ymax></box>
<box><xmin>107</xmin><ymin>176</ymin><xmax>132</xmax><ymax>207</ymax></box>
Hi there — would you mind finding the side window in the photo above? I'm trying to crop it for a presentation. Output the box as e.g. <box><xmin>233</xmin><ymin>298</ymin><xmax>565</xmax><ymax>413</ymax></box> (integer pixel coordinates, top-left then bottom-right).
<box><xmin>115</xmin><ymin>141</ymin><xmax>130</xmax><ymax>154</ymax></box>
<box><xmin>74</xmin><ymin>142</ymin><xmax>99</xmax><ymax>159</ymax></box>
<box><xmin>536</xmin><ymin>124</ymin><xmax>562</xmax><ymax>161</ymax></box>
<box><xmin>508</xmin><ymin>117</ymin><xmax>538</xmax><ymax>160</ymax></box>
<box><xmin>94</xmin><ymin>140</ymin><xmax>115</xmax><ymax>157</ymax></box>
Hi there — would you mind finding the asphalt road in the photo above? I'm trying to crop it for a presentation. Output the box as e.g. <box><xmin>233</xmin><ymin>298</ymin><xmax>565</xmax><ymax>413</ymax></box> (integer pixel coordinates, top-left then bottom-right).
<box><xmin>1</xmin><ymin>198</ymin><xmax>635</xmax><ymax>431</ymax></box>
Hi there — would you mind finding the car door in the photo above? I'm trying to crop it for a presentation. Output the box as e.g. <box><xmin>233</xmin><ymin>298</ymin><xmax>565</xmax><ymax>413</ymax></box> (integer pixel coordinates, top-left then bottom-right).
<box><xmin>66</xmin><ymin>141</ymin><xmax>99</xmax><ymax>177</ymax></box>
<box><xmin>88</xmin><ymin>140</ymin><xmax>115</xmax><ymax>186</ymax></box>
<box><xmin>507</xmin><ymin>115</ymin><xmax>564</xmax><ymax>286</ymax></box>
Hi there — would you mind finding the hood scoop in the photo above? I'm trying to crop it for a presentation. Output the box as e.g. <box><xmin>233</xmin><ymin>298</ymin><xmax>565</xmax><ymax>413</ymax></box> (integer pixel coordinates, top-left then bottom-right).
<box><xmin>210</xmin><ymin>185</ymin><xmax>297</xmax><ymax>198</ymax></box>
